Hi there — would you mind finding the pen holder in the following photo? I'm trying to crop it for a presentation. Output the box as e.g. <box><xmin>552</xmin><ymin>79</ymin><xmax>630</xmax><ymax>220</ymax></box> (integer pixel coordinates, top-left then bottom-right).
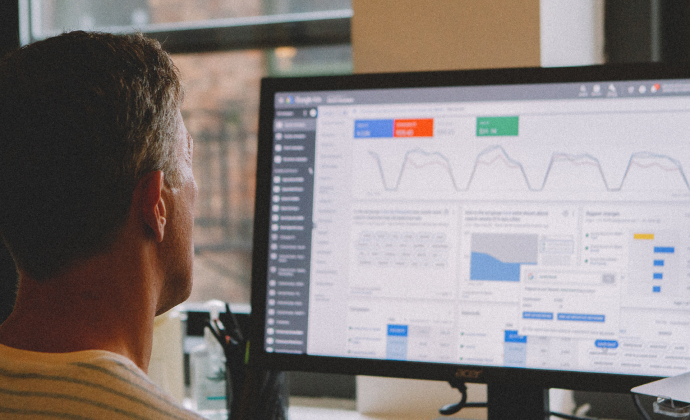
<box><xmin>206</xmin><ymin>304</ymin><xmax>289</xmax><ymax>420</ymax></box>
<box><xmin>229</xmin><ymin>365</ymin><xmax>288</xmax><ymax>420</ymax></box>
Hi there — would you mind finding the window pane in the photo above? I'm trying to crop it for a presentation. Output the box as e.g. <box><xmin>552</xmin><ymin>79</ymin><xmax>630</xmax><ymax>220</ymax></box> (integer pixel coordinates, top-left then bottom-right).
<box><xmin>175</xmin><ymin>46</ymin><xmax>351</xmax><ymax>304</ymax></box>
<box><xmin>268</xmin><ymin>45</ymin><xmax>352</xmax><ymax>76</ymax></box>
<box><xmin>174</xmin><ymin>50</ymin><xmax>263</xmax><ymax>305</ymax></box>
<box><xmin>31</xmin><ymin>0</ymin><xmax>351</xmax><ymax>36</ymax></box>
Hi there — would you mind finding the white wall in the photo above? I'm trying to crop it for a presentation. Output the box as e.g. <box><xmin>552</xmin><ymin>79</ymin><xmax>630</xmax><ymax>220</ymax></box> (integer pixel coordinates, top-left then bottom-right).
<box><xmin>540</xmin><ymin>0</ymin><xmax>605</xmax><ymax>67</ymax></box>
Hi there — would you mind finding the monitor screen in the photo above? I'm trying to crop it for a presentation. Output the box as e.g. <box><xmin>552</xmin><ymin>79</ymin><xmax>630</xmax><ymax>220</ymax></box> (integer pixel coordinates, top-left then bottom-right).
<box><xmin>249</xmin><ymin>65</ymin><xmax>690</xmax><ymax>393</ymax></box>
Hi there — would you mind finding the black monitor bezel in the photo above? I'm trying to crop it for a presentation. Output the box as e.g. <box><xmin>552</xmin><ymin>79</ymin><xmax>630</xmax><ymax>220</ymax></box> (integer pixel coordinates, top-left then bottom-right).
<box><xmin>249</xmin><ymin>62</ymin><xmax>690</xmax><ymax>393</ymax></box>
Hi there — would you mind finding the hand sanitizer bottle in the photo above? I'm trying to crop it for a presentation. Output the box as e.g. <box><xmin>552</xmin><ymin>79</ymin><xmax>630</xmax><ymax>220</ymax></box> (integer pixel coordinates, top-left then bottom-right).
<box><xmin>190</xmin><ymin>302</ymin><xmax>228</xmax><ymax>420</ymax></box>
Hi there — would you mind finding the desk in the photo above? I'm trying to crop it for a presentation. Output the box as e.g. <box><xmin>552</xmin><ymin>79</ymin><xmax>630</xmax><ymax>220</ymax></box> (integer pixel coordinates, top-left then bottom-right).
<box><xmin>288</xmin><ymin>397</ymin><xmax>470</xmax><ymax>420</ymax></box>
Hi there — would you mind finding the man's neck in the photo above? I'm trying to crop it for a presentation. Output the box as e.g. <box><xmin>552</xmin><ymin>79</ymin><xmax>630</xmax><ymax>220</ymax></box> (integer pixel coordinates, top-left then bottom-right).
<box><xmin>0</xmin><ymin>243</ymin><xmax>161</xmax><ymax>372</ymax></box>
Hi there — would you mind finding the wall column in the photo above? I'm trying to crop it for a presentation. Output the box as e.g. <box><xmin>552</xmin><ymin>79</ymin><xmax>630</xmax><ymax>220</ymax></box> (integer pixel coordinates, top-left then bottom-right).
<box><xmin>351</xmin><ymin>0</ymin><xmax>541</xmax><ymax>73</ymax></box>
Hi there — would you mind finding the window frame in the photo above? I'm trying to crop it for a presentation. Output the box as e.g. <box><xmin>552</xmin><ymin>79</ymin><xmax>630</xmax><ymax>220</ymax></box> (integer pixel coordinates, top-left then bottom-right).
<box><xmin>18</xmin><ymin>0</ymin><xmax>351</xmax><ymax>52</ymax></box>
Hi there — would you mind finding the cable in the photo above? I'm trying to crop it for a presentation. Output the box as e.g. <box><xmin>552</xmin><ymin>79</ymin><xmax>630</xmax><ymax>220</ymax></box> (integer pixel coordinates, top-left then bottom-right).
<box><xmin>439</xmin><ymin>380</ymin><xmax>468</xmax><ymax>415</ymax></box>
<box><xmin>438</xmin><ymin>379</ymin><xmax>489</xmax><ymax>416</ymax></box>
<box><xmin>632</xmin><ymin>393</ymin><xmax>654</xmax><ymax>420</ymax></box>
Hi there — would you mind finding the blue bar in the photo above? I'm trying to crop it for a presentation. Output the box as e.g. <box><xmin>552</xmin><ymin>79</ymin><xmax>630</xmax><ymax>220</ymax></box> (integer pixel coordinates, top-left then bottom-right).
<box><xmin>354</xmin><ymin>120</ymin><xmax>394</xmax><ymax>138</ymax></box>
<box><xmin>653</xmin><ymin>286</ymin><xmax>661</xmax><ymax>293</ymax></box>
<box><xmin>386</xmin><ymin>335</ymin><xmax>407</xmax><ymax>360</ymax></box>
<box><xmin>557</xmin><ymin>313</ymin><xmax>605</xmax><ymax>322</ymax></box>
<box><xmin>595</xmin><ymin>340</ymin><xmax>619</xmax><ymax>349</ymax></box>
<box><xmin>522</xmin><ymin>311</ymin><xmax>553</xmax><ymax>320</ymax></box>
<box><xmin>653</xmin><ymin>260</ymin><xmax>664</xmax><ymax>266</ymax></box>
<box><xmin>503</xmin><ymin>342</ymin><xmax>527</xmax><ymax>367</ymax></box>
<box><xmin>654</xmin><ymin>247</ymin><xmax>675</xmax><ymax>253</ymax></box>
<box><xmin>504</xmin><ymin>330</ymin><xmax>527</xmax><ymax>343</ymax></box>
<box><xmin>653</xmin><ymin>273</ymin><xmax>663</xmax><ymax>279</ymax></box>
<box><xmin>387</xmin><ymin>324</ymin><xmax>408</xmax><ymax>336</ymax></box>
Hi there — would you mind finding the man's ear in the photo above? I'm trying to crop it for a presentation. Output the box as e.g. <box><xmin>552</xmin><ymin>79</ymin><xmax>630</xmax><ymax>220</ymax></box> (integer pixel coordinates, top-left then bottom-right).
<box><xmin>136</xmin><ymin>170</ymin><xmax>167</xmax><ymax>243</ymax></box>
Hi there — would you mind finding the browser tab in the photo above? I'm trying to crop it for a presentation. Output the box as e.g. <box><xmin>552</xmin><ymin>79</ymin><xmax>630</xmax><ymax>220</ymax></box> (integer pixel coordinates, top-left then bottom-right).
<box><xmin>327</xmin><ymin>95</ymin><xmax>356</xmax><ymax>104</ymax></box>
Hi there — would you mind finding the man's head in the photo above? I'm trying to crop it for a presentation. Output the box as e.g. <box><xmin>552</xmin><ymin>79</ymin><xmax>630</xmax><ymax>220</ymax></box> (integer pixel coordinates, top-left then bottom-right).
<box><xmin>0</xmin><ymin>31</ymin><xmax>188</xmax><ymax>282</ymax></box>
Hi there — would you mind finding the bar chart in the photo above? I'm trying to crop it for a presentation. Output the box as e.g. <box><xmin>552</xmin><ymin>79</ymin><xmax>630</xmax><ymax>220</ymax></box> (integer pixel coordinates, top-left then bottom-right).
<box><xmin>628</xmin><ymin>232</ymin><xmax>678</xmax><ymax>297</ymax></box>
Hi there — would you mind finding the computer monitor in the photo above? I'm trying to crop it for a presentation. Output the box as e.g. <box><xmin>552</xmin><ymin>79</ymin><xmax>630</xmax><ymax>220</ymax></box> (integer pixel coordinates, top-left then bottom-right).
<box><xmin>249</xmin><ymin>64</ymin><xmax>690</xmax><ymax>416</ymax></box>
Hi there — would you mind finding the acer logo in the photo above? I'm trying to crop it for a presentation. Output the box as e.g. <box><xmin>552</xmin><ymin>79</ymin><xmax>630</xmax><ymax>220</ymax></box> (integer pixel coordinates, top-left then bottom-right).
<box><xmin>454</xmin><ymin>368</ymin><xmax>482</xmax><ymax>379</ymax></box>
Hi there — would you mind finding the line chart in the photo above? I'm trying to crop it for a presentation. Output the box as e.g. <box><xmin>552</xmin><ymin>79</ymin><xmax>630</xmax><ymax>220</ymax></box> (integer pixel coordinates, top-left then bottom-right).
<box><xmin>366</xmin><ymin>146</ymin><xmax>690</xmax><ymax>192</ymax></box>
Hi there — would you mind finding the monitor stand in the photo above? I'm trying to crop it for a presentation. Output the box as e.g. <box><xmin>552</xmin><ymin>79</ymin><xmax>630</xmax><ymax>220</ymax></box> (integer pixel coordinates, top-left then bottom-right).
<box><xmin>436</xmin><ymin>382</ymin><xmax>549</xmax><ymax>420</ymax></box>
<box><xmin>487</xmin><ymin>383</ymin><xmax>549</xmax><ymax>420</ymax></box>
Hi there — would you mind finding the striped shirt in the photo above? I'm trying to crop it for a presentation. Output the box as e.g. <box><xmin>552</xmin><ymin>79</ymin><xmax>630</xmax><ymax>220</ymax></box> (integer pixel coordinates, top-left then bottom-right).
<box><xmin>0</xmin><ymin>343</ymin><xmax>204</xmax><ymax>420</ymax></box>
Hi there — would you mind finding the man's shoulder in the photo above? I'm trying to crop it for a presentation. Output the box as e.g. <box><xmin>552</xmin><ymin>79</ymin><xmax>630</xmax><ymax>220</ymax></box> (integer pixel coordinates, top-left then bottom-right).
<box><xmin>0</xmin><ymin>343</ymin><xmax>204</xmax><ymax>420</ymax></box>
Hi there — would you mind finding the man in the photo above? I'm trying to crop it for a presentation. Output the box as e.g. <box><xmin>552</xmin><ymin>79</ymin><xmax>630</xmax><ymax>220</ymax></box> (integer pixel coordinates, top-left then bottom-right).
<box><xmin>0</xmin><ymin>31</ymin><xmax>202</xmax><ymax>419</ymax></box>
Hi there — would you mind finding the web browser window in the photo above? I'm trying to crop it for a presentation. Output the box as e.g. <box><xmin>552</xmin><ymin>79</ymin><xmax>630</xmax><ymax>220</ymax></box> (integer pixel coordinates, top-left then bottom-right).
<box><xmin>263</xmin><ymin>80</ymin><xmax>690</xmax><ymax>377</ymax></box>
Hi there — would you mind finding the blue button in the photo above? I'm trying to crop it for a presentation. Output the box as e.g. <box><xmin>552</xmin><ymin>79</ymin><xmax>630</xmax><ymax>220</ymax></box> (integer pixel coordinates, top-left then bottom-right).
<box><xmin>595</xmin><ymin>340</ymin><xmax>618</xmax><ymax>349</ymax></box>
<box><xmin>504</xmin><ymin>330</ymin><xmax>527</xmax><ymax>343</ymax></box>
<box><xmin>387</xmin><ymin>324</ymin><xmax>408</xmax><ymax>336</ymax></box>
<box><xmin>557</xmin><ymin>313</ymin><xmax>605</xmax><ymax>322</ymax></box>
<box><xmin>523</xmin><ymin>311</ymin><xmax>554</xmax><ymax>320</ymax></box>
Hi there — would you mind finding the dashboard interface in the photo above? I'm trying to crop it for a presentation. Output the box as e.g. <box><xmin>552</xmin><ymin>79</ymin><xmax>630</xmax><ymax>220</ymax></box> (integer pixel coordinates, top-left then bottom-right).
<box><xmin>259</xmin><ymin>78</ymin><xmax>690</xmax><ymax>379</ymax></box>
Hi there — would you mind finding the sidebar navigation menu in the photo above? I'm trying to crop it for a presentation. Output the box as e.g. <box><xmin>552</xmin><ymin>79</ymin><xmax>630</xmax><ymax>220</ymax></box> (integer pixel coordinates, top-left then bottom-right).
<box><xmin>265</xmin><ymin>107</ymin><xmax>317</xmax><ymax>354</ymax></box>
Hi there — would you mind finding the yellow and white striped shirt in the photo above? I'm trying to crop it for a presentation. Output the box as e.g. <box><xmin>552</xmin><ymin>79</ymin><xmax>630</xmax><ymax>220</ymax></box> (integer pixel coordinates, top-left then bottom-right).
<box><xmin>0</xmin><ymin>343</ymin><xmax>204</xmax><ymax>420</ymax></box>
